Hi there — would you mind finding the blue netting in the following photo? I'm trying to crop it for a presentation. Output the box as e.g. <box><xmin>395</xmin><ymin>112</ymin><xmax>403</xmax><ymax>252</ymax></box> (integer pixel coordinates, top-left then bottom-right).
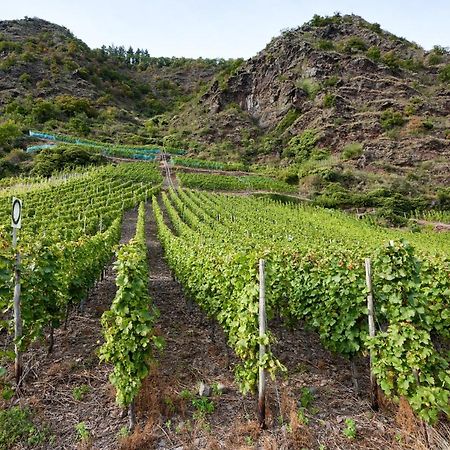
<box><xmin>29</xmin><ymin>131</ymin><xmax>56</xmax><ymax>140</ymax></box>
<box><xmin>28</xmin><ymin>130</ymin><xmax>190</xmax><ymax>156</ymax></box>
<box><xmin>26</xmin><ymin>144</ymin><xmax>57</xmax><ymax>153</ymax></box>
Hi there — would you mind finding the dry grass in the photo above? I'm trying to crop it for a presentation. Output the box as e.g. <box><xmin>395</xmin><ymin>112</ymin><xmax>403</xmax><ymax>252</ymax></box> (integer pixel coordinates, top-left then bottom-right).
<box><xmin>280</xmin><ymin>389</ymin><xmax>314</xmax><ymax>449</ymax></box>
<box><xmin>118</xmin><ymin>418</ymin><xmax>157</xmax><ymax>450</ymax></box>
<box><xmin>429</xmin><ymin>424</ymin><xmax>450</xmax><ymax>450</ymax></box>
<box><xmin>394</xmin><ymin>397</ymin><xmax>450</xmax><ymax>450</ymax></box>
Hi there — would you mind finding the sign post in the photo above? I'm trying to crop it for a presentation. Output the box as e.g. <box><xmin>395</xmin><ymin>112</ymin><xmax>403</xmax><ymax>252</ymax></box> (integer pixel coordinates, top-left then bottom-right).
<box><xmin>258</xmin><ymin>259</ymin><xmax>267</xmax><ymax>429</ymax></box>
<box><xmin>11</xmin><ymin>198</ymin><xmax>23</xmax><ymax>387</ymax></box>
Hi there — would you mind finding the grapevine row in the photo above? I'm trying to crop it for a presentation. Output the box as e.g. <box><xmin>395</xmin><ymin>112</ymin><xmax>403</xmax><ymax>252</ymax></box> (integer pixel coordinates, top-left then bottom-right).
<box><xmin>177</xmin><ymin>172</ymin><xmax>298</xmax><ymax>193</ymax></box>
<box><xmin>100</xmin><ymin>203</ymin><xmax>163</xmax><ymax>414</ymax></box>
<box><xmin>158</xmin><ymin>188</ymin><xmax>449</xmax><ymax>423</ymax></box>
<box><xmin>153</xmin><ymin>193</ymin><xmax>285</xmax><ymax>394</ymax></box>
<box><xmin>172</xmin><ymin>157</ymin><xmax>248</xmax><ymax>172</ymax></box>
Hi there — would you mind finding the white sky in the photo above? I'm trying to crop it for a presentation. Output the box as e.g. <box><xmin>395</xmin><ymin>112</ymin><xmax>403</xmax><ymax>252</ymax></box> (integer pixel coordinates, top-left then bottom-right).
<box><xmin>2</xmin><ymin>0</ymin><xmax>449</xmax><ymax>58</ymax></box>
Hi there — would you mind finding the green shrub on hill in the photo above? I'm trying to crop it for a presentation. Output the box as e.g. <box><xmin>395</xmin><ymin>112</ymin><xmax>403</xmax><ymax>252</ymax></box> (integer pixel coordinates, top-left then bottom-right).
<box><xmin>282</xmin><ymin>129</ymin><xmax>318</xmax><ymax>161</ymax></box>
<box><xmin>0</xmin><ymin>120</ymin><xmax>21</xmax><ymax>152</ymax></box>
<box><xmin>343</xmin><ymin>37</ymin><xmax>368</xmax><ymax>53</ymax></box>
<box><xmin>342</xmin><ymin>143</ymin><xmax>363</xmax><ymax>160</ymax></box>
<box><xmin>32</xmin><ymin>144</ymin><xmax>107</xmax><ymax>177</ymax></box>
<box><xmin>438</xmin><ymin>64</ymin><xmax>450</xmax><ymax>83</ymax></box>
<box><xmin>380</xmin><ymin>109</ymin><xmax>405</xmax><ymax>130</ymax></box>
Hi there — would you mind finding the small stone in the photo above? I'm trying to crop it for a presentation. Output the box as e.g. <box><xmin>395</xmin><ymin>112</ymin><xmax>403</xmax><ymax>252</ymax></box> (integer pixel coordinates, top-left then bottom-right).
<box><xmin>216</xmin><ymin>382</ymin><xmax>227</xmax><ymax>394</ymax></box>
<box><xmin>198</xmin><ymin>382</ymin><xmax>211</xmax><ymax>397</ymax></box>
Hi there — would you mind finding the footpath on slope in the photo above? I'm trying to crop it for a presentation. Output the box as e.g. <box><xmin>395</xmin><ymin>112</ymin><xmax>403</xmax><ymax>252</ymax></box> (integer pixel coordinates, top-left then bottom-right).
<box><xmin>119</xmin><ymin>198</ymin><xmax>413</xmax><ymax>450</ymax></box>
<box><xmin>161</xmin><ymin>158</ymin><xmax>179</xmax><ymax>190</ymax></box>
<box><xmin>8</xmin><ymin>208</ymin><xmax>139</xmax><ymax>450</ymax></box>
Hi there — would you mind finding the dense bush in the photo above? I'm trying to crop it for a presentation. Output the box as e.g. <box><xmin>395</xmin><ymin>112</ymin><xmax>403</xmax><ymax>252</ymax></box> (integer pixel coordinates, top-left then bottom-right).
<box><xmin>31</xmin><ymin>99</ymin><xmax>60</xmax><ymax>123</ymax></box>
<box><xmin>427</xmin><ymin>53</ymin><xmax>443</xmax><ymax>66</ymax></box>
<box><xmin>68</xmin><ymin>113</ymin><xmax>91</xmax><ymax>135</ymax></box>
<box><xmin>437</xmin><ymin>188</ymin><xmax>450</xmax><ymax>209</ymax></box>
<box><xmin>381</xmin><ymin>51</ymin><xmax>400</xmax><ymax>69</ymax></box>
<box><xmin>0</xmin><ymin>148</ymin><xmax>31</xmax><ymax>178</ymax></box>
<box><xmin>342</xmin><ymin>142</ymin><xmax>363</xmax><ymax>160</ymax></box>
<box><xmin>282</xmin><ymin>129</ymin><xmax>318</xmax><ymax>161</ymax></box>
<box><xmin>380</xmin><ymin>109</ymin><xmax>405</xmax><ymax>130</ymax></box>
<box><xmin>54</xmin><ymin>95</ymin><xmax>97</xmax><ymax>118</ymax></box>
<box><xmin>312</xmin><ymin>185</ymin><xmax>427</xmax><ymax>221</ymax></box>
<box><xmin>438</xmin><ymin>64</ymin><xmax>450</xmax><ymax>83</ymax></box>
<box><xmin>367</xmin><ymin>22</ymin><xmax>382</xmax><ymax>34</ymax></box>
<box><xmin>32</xmin><ymin>145</ymin><xmax>107</xmax><ymax>176</ymax></box>
<box><xmin>343</xmin><ymin>37</ymin><xmax>368</xmax><ymax>53</ymax></box>
<box><xmin>308</xmin><ymin>14</ymin><xmax>339</xmax><ymax>27</ymax></box>
<box><xmin>367</xmin><ymin>46</ymin><xmax>381</xmax><ymax>61</ymax></box>
<box><xmin>400</xmin><ymin>58</ymin><xmax>424</xmax><ymax>72</ymax></box>
<box><xmin>0</xmin><ymin>120</ymin><xmax>21</xmax><ymax>152</ymax></box>
<box><xmin>317</xmin><ymin>39</ymin><xmax>335</xmax><ymax>51</ymax></box>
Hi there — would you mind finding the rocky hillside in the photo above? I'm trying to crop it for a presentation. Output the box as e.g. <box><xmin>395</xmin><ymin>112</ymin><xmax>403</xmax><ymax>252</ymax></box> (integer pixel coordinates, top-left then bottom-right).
<box><xmin>163</xmin><ymin>14</ymin><xmax>450</xmax><ymax>198</ymax></box>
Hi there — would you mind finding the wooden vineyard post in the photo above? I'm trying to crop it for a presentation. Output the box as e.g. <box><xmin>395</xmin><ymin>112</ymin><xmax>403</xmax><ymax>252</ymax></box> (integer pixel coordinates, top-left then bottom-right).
<box><xmin>128</xmin><ymin>400</ymin><xmax>136</xmax><ymax>431</ymax></box>
<box><xmin>11</xmin><ymin>198</ymin><xmax>23</xmax><ymax>387</ymax></box>
<box><xmin>365</xmin><ymin>258</ymin><xmax>379</xmax><ymax>410</ymax></box>
<box><xmin>258</xmin><ymin>259</ymin><xmax>267</xmax><ymax>429</ymax></box>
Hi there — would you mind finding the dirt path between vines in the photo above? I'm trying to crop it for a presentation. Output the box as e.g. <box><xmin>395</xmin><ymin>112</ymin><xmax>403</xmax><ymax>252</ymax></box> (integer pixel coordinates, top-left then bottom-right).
<box><xmin>161</xmin><ymin>160</ymin><xmax>178</xmax><ymax>190</ymax></box>
<box><xmin>5</xmin><ymin>208</ymin><xmax>138</xmax><ymax>450</ymax></box>
<box><xmin>119</xmin><ymin>199</ymin><xmax>424</xmax><ymax>450</ymax></box>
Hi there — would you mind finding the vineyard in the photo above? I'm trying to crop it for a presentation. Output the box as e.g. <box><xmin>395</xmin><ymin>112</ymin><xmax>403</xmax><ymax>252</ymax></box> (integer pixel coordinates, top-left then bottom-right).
<box><xmin>0</xmin><ymin>156</ymin><xmax>448</xmax><ymax>449</ymax></box>
<box><xmin>172</xmin><ymin>157</ymin><xmax>248</xmax><ymax>172</ymax></box>
<box><xmin>155</xmin><ymin>188</ymin><xmax>449</xmax><ymax>423</ymax></box>
<box><xmin>177</xmin><ymin>172</ymin><xmax>298</xmax><ymax>193</ymax></box>
<box><xmin>0</xmin><ymin>163</ymin><xmax>162</xmax><ymax>376</ymax></box>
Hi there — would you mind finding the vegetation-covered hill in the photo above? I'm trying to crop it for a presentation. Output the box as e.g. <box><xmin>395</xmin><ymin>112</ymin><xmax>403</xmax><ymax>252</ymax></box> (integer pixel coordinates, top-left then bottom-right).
<box><xmin>0</xmin><ymin>17</ymin><xmax>233</xmax><ymax>145</ymax></box>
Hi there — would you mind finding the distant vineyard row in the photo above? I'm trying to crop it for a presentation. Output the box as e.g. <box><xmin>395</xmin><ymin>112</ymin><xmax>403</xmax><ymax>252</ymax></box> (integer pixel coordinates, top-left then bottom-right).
<box><xmin>177</xmin><ymin>172</ymin><xmax>297</xmax><ymax>193</ymax></box>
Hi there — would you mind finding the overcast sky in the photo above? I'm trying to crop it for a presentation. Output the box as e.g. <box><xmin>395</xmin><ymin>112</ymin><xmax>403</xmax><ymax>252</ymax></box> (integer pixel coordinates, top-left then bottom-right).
<box><xmin>2</xmin><ymin>0</ymin><xmax>449</xmax><ymax>58</ymax></box>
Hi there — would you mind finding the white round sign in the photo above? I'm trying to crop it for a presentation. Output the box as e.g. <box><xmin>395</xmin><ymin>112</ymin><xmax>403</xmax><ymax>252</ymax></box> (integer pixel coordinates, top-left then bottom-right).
<box><xmin>11</xmin><ymin>198</ymin><xmax>22</xmax><ymax>229</ymax></box>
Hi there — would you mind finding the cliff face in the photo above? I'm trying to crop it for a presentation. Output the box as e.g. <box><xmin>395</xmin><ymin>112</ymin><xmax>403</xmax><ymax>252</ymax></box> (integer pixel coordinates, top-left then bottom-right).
<box><xmin>169</xmin><ymin>14</ymin><xmax>449</xmax><ymax>186</ymax></box>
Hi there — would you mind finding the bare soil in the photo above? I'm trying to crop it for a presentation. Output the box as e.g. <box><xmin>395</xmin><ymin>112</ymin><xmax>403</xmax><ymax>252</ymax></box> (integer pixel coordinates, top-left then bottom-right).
<box><xmin>416</xmin><ymin>219</ymin><xmax>450</xmax><ymax>232</ymax></box>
